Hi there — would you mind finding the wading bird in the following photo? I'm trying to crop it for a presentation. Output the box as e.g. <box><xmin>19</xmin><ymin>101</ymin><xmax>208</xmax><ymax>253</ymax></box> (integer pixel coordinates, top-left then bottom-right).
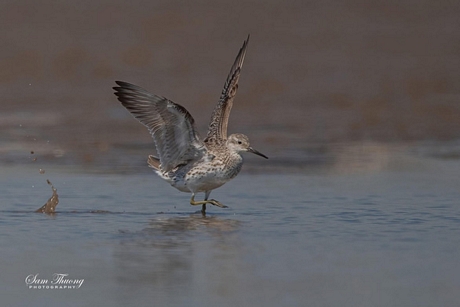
<box><xmin>113</xmin><ymin>36</ymin><xmax>267</xmax><ymax>214</ymax></box>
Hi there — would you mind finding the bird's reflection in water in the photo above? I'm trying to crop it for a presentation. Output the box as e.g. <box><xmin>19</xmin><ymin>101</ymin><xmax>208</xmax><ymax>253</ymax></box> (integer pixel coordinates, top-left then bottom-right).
<box><xmin>113</xmin><ymin>214</ymin><xmax>243</xmax><ymax>303</ymax></box>
<box><xmin>145</xmin><ymin>214</ymin><xmax>241</xmax><ymax>234</ymax></box>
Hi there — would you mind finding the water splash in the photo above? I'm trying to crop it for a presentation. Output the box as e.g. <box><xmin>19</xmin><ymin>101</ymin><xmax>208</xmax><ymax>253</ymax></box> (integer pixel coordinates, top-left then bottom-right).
<box><xmin>35</xmin><ymin>179</ymin><xmax>59</xmax><ymax>214</ymax></box>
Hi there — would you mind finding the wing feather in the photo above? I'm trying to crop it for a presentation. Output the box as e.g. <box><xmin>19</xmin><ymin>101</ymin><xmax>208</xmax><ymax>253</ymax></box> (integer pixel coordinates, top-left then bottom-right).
<box><xmin>113</xmin><ymin>81</ymin><xmax>205</xmax><ymax>172</ymax></box>
<box><xmin>205</xmin><ymin>35</ymin><xmax>249</xmax><ymax>144</ymax></box>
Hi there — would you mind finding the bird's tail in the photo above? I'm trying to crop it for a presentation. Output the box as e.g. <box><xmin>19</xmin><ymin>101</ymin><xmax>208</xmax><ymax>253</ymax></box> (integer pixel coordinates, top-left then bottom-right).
<box><xmin>147</xmin><ymin>155</ymin><xmax>161</xmax><ymax>171</ymax></box>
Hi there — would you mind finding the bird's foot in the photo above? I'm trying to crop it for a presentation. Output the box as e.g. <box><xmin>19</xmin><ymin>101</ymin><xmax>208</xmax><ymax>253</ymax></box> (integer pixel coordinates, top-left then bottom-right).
<box><xmin>190</xmin><ymin>197</ymin><xmax>228</xmax><ymax>209</ymax></box>
<box><xmin>207</xmin><ymin>199</ymin><xmax>228</xmax><ymax>208</ymax></box>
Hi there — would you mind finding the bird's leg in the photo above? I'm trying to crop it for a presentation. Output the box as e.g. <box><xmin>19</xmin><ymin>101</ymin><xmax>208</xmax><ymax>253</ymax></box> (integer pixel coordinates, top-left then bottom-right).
<box><xmin>190</xmin><ymin>193</ymin><xmax>228</xmax><ymax>212</ymax></box>
<box><xmin>201</xmin><ymin>203</ymin><xmax>206</xmax><ymax>216</ymax></box>
<box><xmin>202</xmin><ymin>191</ymin><xmax>210</xmax><ymax>215</ymax></box>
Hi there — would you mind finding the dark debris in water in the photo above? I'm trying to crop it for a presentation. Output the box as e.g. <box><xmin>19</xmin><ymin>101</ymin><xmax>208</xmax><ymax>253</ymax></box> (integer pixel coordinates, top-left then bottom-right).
<box><xmin>35</xmin><ymin>179</ymin><xmax>59</xmax><ymax>214</ymax></box>
<box><xmin>33</xmin><ymin>179</ymin><xmax>113</xmax><ymax>214</ymax></box>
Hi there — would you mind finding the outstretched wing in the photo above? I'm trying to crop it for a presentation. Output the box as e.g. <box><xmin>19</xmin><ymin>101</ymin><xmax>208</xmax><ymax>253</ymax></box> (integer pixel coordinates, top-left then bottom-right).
<box><xmin>205</xmin><ymin>35</ymin><xmax>249</xmax><ymax>144</ymax></box>
<box><xmin>113</xmin><ymin>81</ymin><xmax>206</xmax><ymax>172</ymax></box>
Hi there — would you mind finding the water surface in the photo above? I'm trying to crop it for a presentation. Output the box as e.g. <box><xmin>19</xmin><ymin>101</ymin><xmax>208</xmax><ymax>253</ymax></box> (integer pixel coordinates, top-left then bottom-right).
<box><xmin>1</xmin><ymin>154</ymin><xmax>459</xmax><ymax>307</ymax></box>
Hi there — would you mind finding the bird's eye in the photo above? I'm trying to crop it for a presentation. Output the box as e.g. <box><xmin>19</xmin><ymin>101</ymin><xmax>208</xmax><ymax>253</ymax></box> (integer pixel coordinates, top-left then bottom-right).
<box><xmin>237</xmin><ymin>141</ymin><xmax>242</xmax><ymax>144</ymax></box>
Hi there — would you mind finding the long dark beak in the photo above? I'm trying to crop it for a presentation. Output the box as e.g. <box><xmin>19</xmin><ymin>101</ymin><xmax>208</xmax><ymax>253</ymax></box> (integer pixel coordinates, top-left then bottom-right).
<box><xmin>248</xmin><ymin>147</ymin><xmax>268</xmax><ymax>159</ymax></box>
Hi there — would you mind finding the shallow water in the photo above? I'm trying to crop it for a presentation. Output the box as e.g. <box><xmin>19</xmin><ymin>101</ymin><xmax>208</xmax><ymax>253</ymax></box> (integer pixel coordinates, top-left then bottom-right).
<box><xmin>1</xmin><ymin>1</ymin><xmax>459</xmax><ymax>305</ymax></box>
<box><xmin>1</xmin><ymin>154</ymin><xmax>460</xmax><ymax>307</ymax></box>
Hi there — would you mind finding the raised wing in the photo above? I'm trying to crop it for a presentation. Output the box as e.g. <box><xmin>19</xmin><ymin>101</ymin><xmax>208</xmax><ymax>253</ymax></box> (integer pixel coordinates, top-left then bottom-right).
<box><xmin>205</xmin><ymin>35</ymin><xmax>249</xmax><ymax>144</ymax></box>
<box><xmin>113</xmin><ymin>81</ymin><xmax>206</xmax><ymax>172</ymax></box>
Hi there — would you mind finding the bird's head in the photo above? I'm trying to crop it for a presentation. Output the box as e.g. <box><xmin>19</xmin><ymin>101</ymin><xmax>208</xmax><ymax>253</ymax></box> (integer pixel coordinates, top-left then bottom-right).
<box><xmin>227</xmin><ymin>133</ymin><xmax>268</xmax><ymax>159</ymax></box>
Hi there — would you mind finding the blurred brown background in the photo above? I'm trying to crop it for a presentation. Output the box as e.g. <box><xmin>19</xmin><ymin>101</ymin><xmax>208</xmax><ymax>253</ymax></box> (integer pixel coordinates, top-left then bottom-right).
<box><xmin>1</xmin><ymin>0</ymin><xmax>459</xmax><ymax>170</ymax></box>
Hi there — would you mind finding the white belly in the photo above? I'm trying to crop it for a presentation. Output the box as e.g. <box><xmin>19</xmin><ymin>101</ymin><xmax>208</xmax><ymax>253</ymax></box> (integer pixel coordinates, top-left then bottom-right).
<box><xmin>169</xmin><ymin>161</ymin><xmax>241</xmax><ymax>193</ymax></box>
